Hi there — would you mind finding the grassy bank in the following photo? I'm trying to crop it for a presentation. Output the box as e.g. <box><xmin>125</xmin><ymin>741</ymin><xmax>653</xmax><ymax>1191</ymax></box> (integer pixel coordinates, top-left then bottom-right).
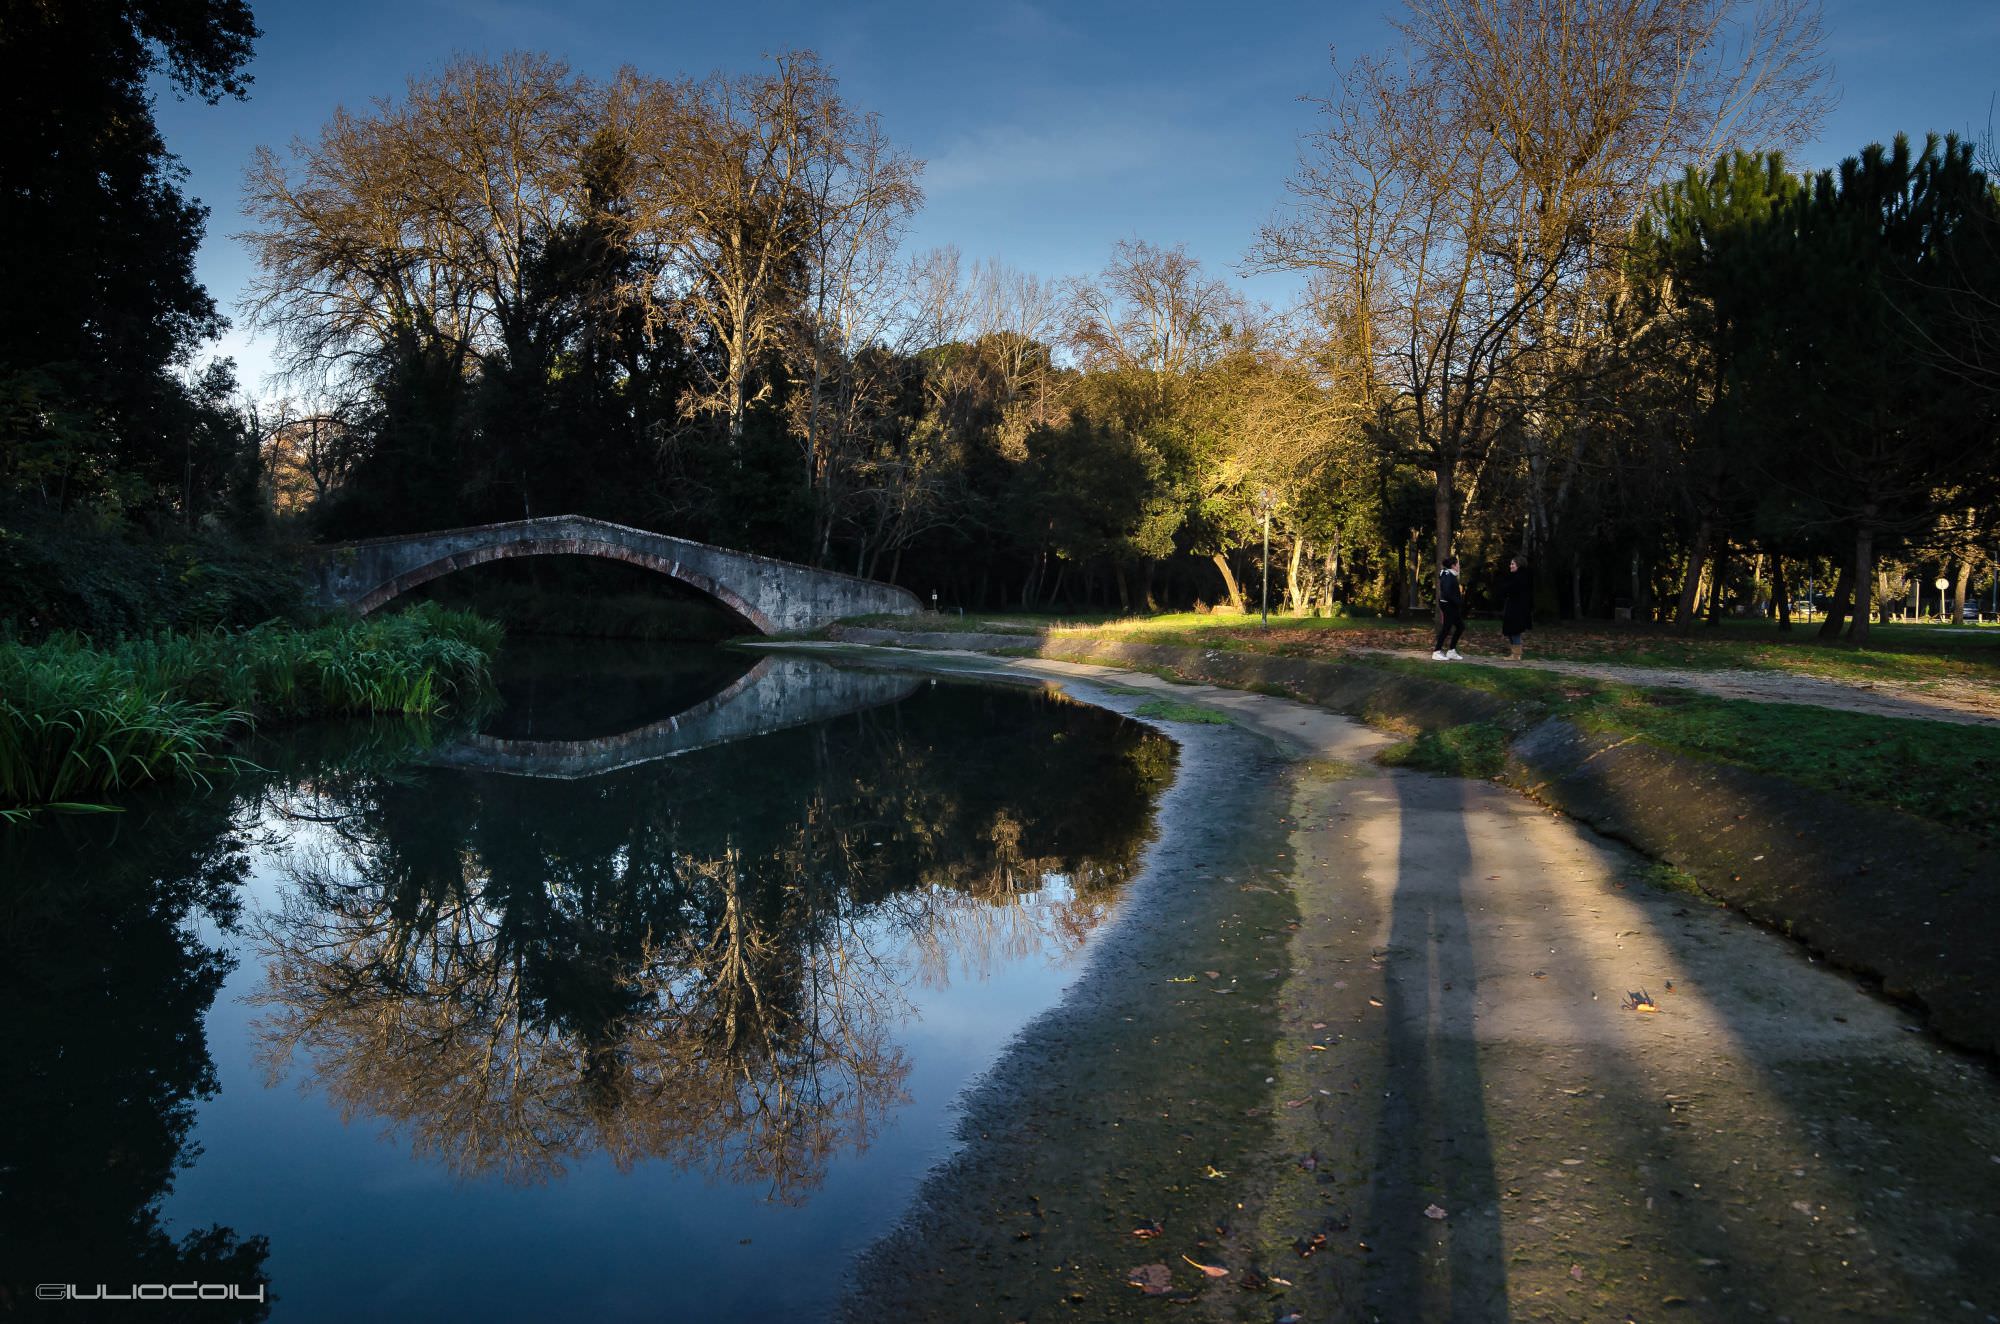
<box><xmin>1353</xmin><ymin>655</ymin><xmax>2000</xmax><ymax>841</ymax></box>
<box><xmin>863</xmin><ymin>607</ymin><xmax>2000</xmax><ymax>688</ymax></box>
<box><xmin>0</xmin><ymin>604</ymin><xmax>500</xmax><ymax>819</ymax></box>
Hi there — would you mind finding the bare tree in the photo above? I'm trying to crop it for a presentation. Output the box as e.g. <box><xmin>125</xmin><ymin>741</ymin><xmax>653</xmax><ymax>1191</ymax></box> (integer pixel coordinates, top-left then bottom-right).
<box><xmin>1066</xmin><ymin>239</ymin><xmax>1243</xmax><ymax>392</ymax></box>
<box><xmin>1254</xmin><ymin>2</ymin><xmax>1833</xmax><ymax>586</ymax></box>
<box><xmin>656</xmin><ymin>51</ymin><xmax>921</xmax><ymax>450</ymax></box>
<box><xmin>241</xmin><ymin>52</ymin><xmax>594</xmax><ymax>384</ymax></box>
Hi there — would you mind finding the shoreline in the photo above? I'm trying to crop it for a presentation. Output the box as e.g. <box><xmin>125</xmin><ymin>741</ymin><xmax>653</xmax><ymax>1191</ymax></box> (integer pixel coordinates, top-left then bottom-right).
<box><xmin>753</xmin><ymin>643</ymin><xmax>2000</xmax><ymax>1322</ymax></box>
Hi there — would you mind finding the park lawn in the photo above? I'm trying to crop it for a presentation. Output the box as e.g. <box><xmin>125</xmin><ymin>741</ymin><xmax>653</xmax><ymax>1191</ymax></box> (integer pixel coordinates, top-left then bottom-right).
<box><xmin>1007</xmin><ymin>609</ymin><xmax>2000</xmax><ymax>688</ymax></box>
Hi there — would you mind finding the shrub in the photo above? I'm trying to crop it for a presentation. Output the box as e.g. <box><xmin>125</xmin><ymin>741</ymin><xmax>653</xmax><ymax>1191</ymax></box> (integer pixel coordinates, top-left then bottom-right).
<box><xmin>0</xmin><ymin>604</ymin><xmax>500</xmax><ymax>818</ymax></box>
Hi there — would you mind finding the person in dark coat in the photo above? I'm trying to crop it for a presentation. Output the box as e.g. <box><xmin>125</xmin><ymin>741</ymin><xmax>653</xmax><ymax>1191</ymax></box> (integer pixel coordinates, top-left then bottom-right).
<box><xmin>1433</xmin><ymin>554</ymin><xmax>1466</xmax><ymax>659</ymax></box>
<box><xmin>1500</xmin><ymin>556</ymin><xmax>1533</xmax><ymax>658</ymax></box>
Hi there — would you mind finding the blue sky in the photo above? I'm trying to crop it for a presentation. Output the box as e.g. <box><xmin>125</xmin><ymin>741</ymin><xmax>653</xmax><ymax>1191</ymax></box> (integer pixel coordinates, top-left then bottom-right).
<box><xmin>155</xmin><ymin>0</ymin><xmax>2000</xmax><ymax>393</ymax></box>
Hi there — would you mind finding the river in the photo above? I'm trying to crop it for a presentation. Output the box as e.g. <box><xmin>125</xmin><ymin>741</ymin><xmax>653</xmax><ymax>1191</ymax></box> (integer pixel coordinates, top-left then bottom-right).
<box><xmin>0</xmin><ymin>639</ymin><xmax>1176</xmax><ymax>1320</ymax></box>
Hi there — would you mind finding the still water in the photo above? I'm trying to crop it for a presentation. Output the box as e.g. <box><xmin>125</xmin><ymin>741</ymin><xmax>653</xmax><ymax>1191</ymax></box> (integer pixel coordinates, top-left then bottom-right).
<box><xmin>0</xmin><ymin>641</ymin><xmax>1174</xmax><ymax>1320</ymax></box>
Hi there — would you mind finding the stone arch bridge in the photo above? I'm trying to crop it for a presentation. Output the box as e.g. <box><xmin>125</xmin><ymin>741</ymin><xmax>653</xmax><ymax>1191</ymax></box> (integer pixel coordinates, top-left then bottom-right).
<box><xmin>303</xmin><ymin>515</ymin><xmax>919</xmax><ymax>634</ymax></box>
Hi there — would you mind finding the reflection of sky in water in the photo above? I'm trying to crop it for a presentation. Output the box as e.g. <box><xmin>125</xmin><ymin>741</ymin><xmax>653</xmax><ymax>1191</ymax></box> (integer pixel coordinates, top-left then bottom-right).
<box><xmin>154</xmin><ymin>660</ymin><xmax>1169</xmax><ymax>1321</ymax></box>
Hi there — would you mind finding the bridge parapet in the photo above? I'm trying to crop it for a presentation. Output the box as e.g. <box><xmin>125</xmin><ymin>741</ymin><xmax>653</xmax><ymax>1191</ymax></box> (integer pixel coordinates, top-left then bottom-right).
<box><xmin>303</xmin><ymin>515</ymin><xmax>919</xmax><ymax>635</ymax></box>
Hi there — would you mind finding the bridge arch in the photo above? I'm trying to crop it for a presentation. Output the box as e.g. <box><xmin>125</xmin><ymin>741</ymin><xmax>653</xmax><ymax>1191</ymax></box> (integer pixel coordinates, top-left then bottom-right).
<box><xmin>305</xmin><ymin>515</ymin><xmax>920</xmax><ymax>636</ymax></box>
<box><xmin>352</xmin><ymin>536</ymin><xmax>775</xmax><ymax>632</ymax></box>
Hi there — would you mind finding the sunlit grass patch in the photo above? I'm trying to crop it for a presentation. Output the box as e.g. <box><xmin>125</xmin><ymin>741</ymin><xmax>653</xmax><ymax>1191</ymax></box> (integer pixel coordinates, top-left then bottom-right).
<box><xmin>1376</xmin><ymin>720</ymin><xmax>1510</xmax><ymax>779</ymax></box>
<box><xmin>1132</xmin><ymin>698</ymin><xmax>1232</xmax><ymax>724</ymax></box>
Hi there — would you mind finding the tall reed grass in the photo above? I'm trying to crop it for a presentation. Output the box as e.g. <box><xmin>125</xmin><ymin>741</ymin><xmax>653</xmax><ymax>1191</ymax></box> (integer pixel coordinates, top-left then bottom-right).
<box><xmin>0</xmin><ymin>605</ymin><xmax>501</xmax><ymax>819</ymax></box>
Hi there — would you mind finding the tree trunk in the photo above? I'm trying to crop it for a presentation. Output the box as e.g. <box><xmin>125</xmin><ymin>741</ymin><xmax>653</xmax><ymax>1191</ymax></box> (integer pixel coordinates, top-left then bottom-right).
<box><xmin>1773</xmin><ymin>555</ymin><xmax>1791</xmax><ymax>631</ymax></box>
<box><xmin>1674</xmin><ymin>520</ymin><xmax>1711</xmax><ymax>635</ymax></box>
<box><xmin>1210</xmin><ymin>553</ymin><xmax>1246</xmax><ymax>613</ymax></box>
<box><xmin>1955</xmin><ymin>558</ymin><xmax>1975</xmax><ymax>624</ymax></box>
<box><xmin>1114</xmin><ymin>563</ymin><xmax>1131</xmax><ymax>613</ymax></box>
<box><xmin>1848</xmin><ymin>524</ymin><xmax>1876</xmax><ymax>645</ymax></box>
<box><xmin>1434</xmin><ymin>469</ymin><xmax>1454</xmax><ymax>581</ymax></box>
<box><xmin>1142</xmin><ymin>562</ymin><xmax>1158</xmax><ymax>613</ymax></box>
<box><xmin>1817</xmin><ymin>559</ymin><xmax>1853</xmax><ymax>639</ymax></box>
<box><xmin>1706</xmin><ymin>544</ymin><xmax>1729</xmax><ymax>626</ymax></box>
<box><xmin>1286</xmin><ymin>536</ymin><xmax>1306</xmax><ymax>613</ymax></box>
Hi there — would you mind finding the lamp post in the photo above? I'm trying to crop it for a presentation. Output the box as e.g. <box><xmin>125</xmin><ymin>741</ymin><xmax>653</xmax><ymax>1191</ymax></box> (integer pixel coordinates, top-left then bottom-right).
<box><xmin>1257</xmin><ymin>487</ymin><xmax>1276</xmax><ymax>628</ymax></box>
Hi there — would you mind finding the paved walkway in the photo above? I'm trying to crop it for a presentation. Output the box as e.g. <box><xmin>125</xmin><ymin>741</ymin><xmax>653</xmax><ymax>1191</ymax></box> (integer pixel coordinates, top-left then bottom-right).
<box><xmin>1356</xmin><ymin>647</ymin><xmax>2000</xmax><ymax>727</ymax></box>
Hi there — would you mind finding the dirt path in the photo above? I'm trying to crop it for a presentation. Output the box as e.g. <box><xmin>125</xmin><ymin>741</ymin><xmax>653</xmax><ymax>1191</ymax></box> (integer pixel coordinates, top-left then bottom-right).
<box><xmin>1353</xmin><ymin>646</ymin><xmax>2000</xmax><ymax>726</ymax></box>
<box><xmin>804</xmin><ymin>646</ymin><xmax>2000</xmax><ymax>1322</ymax></box>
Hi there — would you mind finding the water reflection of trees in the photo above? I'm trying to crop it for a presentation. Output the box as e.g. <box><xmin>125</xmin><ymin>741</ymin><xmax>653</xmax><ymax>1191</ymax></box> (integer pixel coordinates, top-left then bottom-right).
<box><xmin>0</xmin><ymin>801</ymin><xmax>272</xmax><ymax>1320</ymax></box>
<box><xmin>253</xmin><ymin>685</ymin><xmax>1172</xmax><ymax>1201</ymax></box>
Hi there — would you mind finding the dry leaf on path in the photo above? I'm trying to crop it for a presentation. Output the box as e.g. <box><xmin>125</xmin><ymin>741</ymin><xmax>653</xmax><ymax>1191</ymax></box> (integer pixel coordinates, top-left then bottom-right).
<box><xmin>1181</xmin><ymin>1254</ymin><xmax>1228</xmax><ymax>1279</ymax></box>
<box><xmin>1423</xmin><ymin>1204</ymin><xmax>1448</xmax><ymax>1220</ymax></box>
<box><xmin>1127</xmin><ymin>1263</ymin><xmax>1173</xmax><ymax>1295</ymax></box>
<box><xmin>1132</xmin><ymin>1219</ymin><xmax>1164</xmax><ymax>1239</ymax></box>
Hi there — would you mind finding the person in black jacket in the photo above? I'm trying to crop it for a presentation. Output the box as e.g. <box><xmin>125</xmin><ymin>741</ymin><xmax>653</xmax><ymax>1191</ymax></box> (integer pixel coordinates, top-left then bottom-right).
<box><xmin>1433</xmin><ymin>554</ymin><xmax>1466</xmax><ymax>659</ymax></box>
<box><xmin>1500</xmin><ymin>556</ymin><xmax>1533</xmax><ymax>659</ymax></box>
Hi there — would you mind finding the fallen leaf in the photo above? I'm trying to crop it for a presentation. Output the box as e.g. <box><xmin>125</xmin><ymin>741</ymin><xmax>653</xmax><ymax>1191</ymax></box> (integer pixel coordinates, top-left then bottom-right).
<box><xmin>1293</xmin><ymin>1232</ymin><xmax>1327</xmax><ymax>1258</ymax></box>
<box><xmin>1423</xmin><ymin>1204</ymin><xmax>1448</xmax><ymax>1220</ymax></box>
<box><xmin>1368</xmin><ymin>997</ymin><xmax>1384</xmax><ymax>1008</ymax></box>
<box><xmin>1181</xmin><ymin>1254</ymin><xmax>1228</xmax><ymax>1279</ymax></box>
<box><xmin>1168</xmin><ymin>975</ymin><xmax>1197</xmax><ymax>984</ymax></box>
<box><xmin>1570</xmin><ymin>1263</ymin><xmax>1585</xmax><ymax>1282</ymax></box>
<box><xmin>1237</xmin><ymin>1267</ymin><xmax>1269</xmax><ymax>1291</ymax></box>
<box><xmin>1201</xmin><ymin>1164</ymin><xmax>1228</xmax><ymax>1179</ymax></box>
<box><xmin>1298</xmin><ymin>1151</ymin><xmax>1320</xmax><ymax>1172</ymax></box>
<box><xmin>1311</xmin><ymin>1021</ymin><xmax>1327</xmax><ymax>1029</ymax></box>
<box><xmin>1127</xmin><ymin>1263</ymin><xmax>1172</xmax><ymax>1295</ymax></box>
<box><xmin>1309</xmin><ymin>1044</ymin><xmax>1328</xmax><ymax>1052</ymax></box>
<box><xmin>1283</xmin><ymin>1098</ymin><xmax>1309</xmax><ymax>1109</ymax></box>
<box><xmin>1622</xmin><ymin>989</ymin><xmax>1660</xmax><ymax>1013</ymax></box>
<box><xmin>1132</xmin><ymin>1219</ymin><xmax>1164</xmax><ymax>1239</ymax></box>
<box><xmin>1204</xmin><ymin>970</ymin><xmax>1222</xmax><ymax>980</ymax></box>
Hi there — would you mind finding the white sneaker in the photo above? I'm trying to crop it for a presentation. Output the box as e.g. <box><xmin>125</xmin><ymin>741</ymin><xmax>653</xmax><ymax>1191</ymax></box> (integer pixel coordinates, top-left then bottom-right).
<box><xmin>1432</xmin><ymin>650</ymin><xmax>1447</xmax><ymax>660</ymax></box>
<box><xmin>1446</xmin><ymin>649</ymin><xmax>1463</xmax><ymax>660</ymax></box>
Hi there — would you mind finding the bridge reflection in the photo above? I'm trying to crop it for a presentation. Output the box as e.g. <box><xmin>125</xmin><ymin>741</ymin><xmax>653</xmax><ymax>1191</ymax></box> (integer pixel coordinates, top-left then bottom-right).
<box><xmin>250</xmin><ymin>677</ymin><xmax>1175</xmax><ymax>1200</ymax></box>
<box><xmin>424</xmin><ymin>652</ymin><xmax>923</xmax><ymax>779</ymax></box>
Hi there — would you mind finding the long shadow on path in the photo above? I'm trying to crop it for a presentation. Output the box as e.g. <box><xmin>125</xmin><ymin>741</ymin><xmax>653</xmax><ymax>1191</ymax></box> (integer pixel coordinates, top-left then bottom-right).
<box><xmin>1364</xmin><ymin>775</ymin><xmax>1508</xmax><ymax>1321</ymax></box>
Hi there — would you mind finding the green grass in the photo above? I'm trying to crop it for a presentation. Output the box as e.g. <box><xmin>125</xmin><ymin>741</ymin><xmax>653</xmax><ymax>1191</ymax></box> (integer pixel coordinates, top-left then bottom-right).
<box><xmin>1356</xmin><ymin>657</ymin><xmax>2000</xmax><ymax>839</ymax></box>
<box><xmin>1625</xmin><ymin>859</ymin><xmax>1716</xmax><ymax>900</ymax></box>
<box><xmin>845</xmin><ymin>611</ymin><xmax>1077</xmax><ymax>635</ymax></box>
<box><xmin>1132</xmin><ymin>698</ymin><xmax>1233</xmax><ymax>724</ymax></box>
<box><xmin>0</xmin><ymin>604</ymin><xmax>501</xmax><ymax>820</ymax></box>
<box><xmin>1377</xmin><ymin>720</ymin><xmax>1511</xmax><ymax>779</ymax></box>
<box><xmin>913</xmin><ymin>607</ymin><xmax>2000</xmax><ymax>690</ymax></box>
